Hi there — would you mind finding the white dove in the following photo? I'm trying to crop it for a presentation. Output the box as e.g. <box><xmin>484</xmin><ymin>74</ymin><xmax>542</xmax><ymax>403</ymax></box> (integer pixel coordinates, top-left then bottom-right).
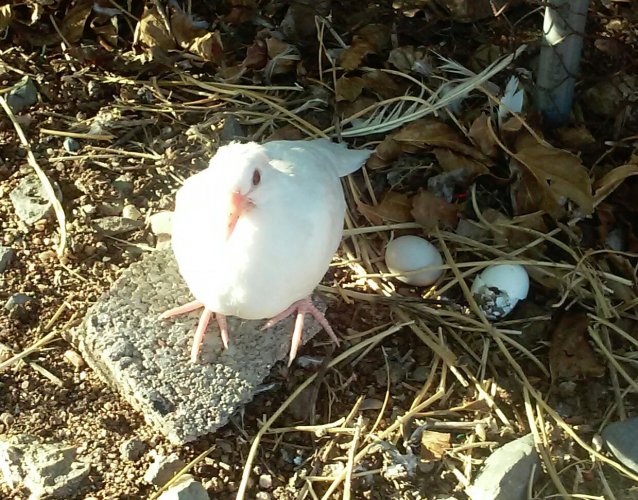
<box><xmin>161</xmin><ymin>139</ymin><xmax>371</xmax><ymax>364</ymax></box>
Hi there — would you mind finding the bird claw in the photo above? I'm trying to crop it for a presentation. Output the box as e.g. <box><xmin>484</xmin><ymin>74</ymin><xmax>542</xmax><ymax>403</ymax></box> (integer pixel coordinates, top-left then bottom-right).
<box><xmin>264</xmin><ymin>297</ymin><xmax>339</xmax><ymax>366</ymax></box>
<box><xmin>160</xmin><ymin>300</ymin><xmax>229</xmax><ymax>362</ymax></box>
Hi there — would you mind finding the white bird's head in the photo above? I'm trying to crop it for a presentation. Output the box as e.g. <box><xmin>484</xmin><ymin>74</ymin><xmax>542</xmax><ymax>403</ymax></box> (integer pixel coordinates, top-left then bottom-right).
<box><xmin>176</xmin><ymin>142</ymin><xmax>277</xmax><ymax>242</ymax></box>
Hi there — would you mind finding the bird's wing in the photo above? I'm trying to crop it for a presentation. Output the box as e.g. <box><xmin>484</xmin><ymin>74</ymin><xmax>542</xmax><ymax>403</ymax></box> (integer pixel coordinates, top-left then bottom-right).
<box><xmin>263</xmin><ymin>139</ymin><xmax>371</xmax><ymax>177</ymax></box>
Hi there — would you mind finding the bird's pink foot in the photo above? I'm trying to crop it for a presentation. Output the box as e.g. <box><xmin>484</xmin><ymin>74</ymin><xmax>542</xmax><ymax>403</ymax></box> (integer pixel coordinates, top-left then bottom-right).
<box><xmin>262</xmin><ymin>297</ymin><xmax>339</xmax><ymax>366</ymax></box>
<box><xmin>160</xmin><ymin>300</ymin><xmax>229</xmax><ymax>362</ymax></box>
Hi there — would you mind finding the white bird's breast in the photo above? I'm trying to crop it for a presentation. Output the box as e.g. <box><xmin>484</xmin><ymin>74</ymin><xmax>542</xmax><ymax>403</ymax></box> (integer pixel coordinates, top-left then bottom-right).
<box><xmin>171</xmin><ymin>161</ymin><xmax>347</xmax><ymax>320</ymax></box>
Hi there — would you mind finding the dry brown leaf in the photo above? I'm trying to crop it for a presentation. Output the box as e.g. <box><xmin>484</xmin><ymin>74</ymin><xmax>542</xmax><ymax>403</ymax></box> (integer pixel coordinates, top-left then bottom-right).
<box><xmin>500</xmin><ymin>114</ymin><xmax>524</xmax><ymax>137</ymax></box>
<box><xmin>335</xmin><ymin>76</ymin><xmax>365</xmax><ymax>102</ymax></box>
<box><xmin>388</xmin><ymin>45</ymin><xmax>432</xmax><ymax>75</ymax></box>
<box><xmin>225</xmin><ymin>0</ymin><xmax>257</xmax><ymax>24</ymax></box>
<box><xmin>395</xmin><ymin>119</ymin><xmax>489</xmax><ymax>160</ymax></box>
<box><xmin>371</xmin><ymin>118</ymin><xmax>489</xmax><ymax>169</ymax></box>
<box><xmin>91</xmin><ymin>15</ymin><xmax>118</xmax><ymax>49</ymax></box>
<box><xmin>361</xmin><ymin>70</ymin><xmax>402</xmax><ymax>99</ymax></box>
<box><xmin>265</xmin><ymin>37</ymin><xmax>299</xmax><ymax>76</ymax></box>
<box><xmin>135</xmin><ymin>5</ymin><xmax>175</xmax><ymax>51</ymax></box>
<box><xmin>433</xmin><ymin>148</ymin><xmax>490</xmax><ymax>177</ymax></box>
<box><xmin>548</xmin><ymin>310</ymin><xmax>605</xmax><ymax>380</ymax></box>
<box><xmin>469</xmin><ymin>113</ymin><xmax>498</xmax><ymax>158</ymax></box>
<box><xmin>510</xmin><ymin>162</ymin><xmax>562</xmax><ymax>217</ymax></box>
<box><xmin>170</xmin><ymin>5</ymin><xmax>207</xmax><ymax>48</ymax></box>
<box><xmin>189</xmin><ymin>32</ymin><xmax>224</xmax><ymax>63</ymax></box>
<box><xmin>593</xmin><ymin>164</ymin><xmax>638</xmax><ymax>206</ymax></box>
<box><xmin>420</xmin><ymin>431</ymin><xmax>451</xmax><ymax>461</ymax></box>
<box><xmin>340</xmin><ymin>24</ymin><xmax>391</xmax><ymax>71</ymax></box>
<box><xmin>555</xmin><ymin>126</ymin><xmax>596</xmax><ymax>150</ymax></box>
<box><xmin>337</xmin><ymin>96</ymin><xmax>378</xmax><ymax>124</ymax></box>
<box><xmin>411</xmin><ymin>190</ymin><xmax>459</xmax><ymax>232</ymax></box>
<box><xmin>243</xmin><ymin>39</ymin><xmax>268</xmax><ymax>69</ymax></box>
<box><xmin>357</xmin><ymin>191</ymin><xmax>413</xmax><ymax>225</ymax></box>
<box><xmin>512</xmin><ymin>134</ymin><xmax>593</xmax><ymax>217</ymax></box>
<box><xmin>61</xmin><ymin>0</ymin><xmax>92</xmax><ymax>44</ymax></box>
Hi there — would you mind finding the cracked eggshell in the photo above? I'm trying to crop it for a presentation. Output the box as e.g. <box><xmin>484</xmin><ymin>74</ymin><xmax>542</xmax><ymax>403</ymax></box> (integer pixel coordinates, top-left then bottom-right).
<box><xmin>471</xmin><ymin>264</ymin><xmax>529</xmax><ymax>320</ymax></box>
<box><xmin>384</xmin><ymin>235</ymin><xmax>443</xmax><ymax>286</ymax></box>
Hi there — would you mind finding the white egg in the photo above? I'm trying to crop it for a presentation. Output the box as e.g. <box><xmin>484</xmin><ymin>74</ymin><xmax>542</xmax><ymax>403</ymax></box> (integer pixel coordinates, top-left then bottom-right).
<box><xmin>471</xmin><ymin>264</ymin><xmax>529</xmax><ymax>320</ymax></box>
<box><xmin>384</xmin><ymin>235</ymin><xmax>443</xmax><ymax>286</ymax></box>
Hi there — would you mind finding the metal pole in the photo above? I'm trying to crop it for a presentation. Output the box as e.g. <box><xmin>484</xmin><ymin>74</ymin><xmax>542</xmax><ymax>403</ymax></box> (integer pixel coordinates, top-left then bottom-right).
<box><xmin>536</xmin><ymin>0</ymin><xmax>590</xmax><ymax>127</ymax></box>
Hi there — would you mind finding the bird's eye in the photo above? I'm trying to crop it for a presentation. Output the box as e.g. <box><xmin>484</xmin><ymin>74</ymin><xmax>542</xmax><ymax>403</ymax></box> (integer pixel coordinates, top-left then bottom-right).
<box><xmin>252</xmin><ymin>169</ymin><xmax>261</xmax><ymax>186</ymax></box>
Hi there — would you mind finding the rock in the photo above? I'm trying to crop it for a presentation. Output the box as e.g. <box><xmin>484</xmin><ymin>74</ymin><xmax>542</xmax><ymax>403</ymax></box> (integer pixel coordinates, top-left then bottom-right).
<box><xmin>69</xmin><ymin>248</ymin><xmax>326</xmax><ymax>444</ymax></box>
<box><xmin>255</xmin><ymin>492</ymin><xmax>272</xmax><ymax>500</ymax></box>
<box><xmin>220</xmin><ymin>115</ymin><xmax>246</xmax><ymax>143</ymax></box>
<box><xmin>601</xmin><ymin>417</ymin><xmax>638</xmax><ymax>473</ymax></box>
<box><xmin>466</xmin><ymin>433</ymin><xmax>540</xmax><ymax>500</ymax></box>
<box><xmin>0</xmin><ymin>412</ymin><xmax>14</xmax><ymax>427</ymax></box>
<box><xmin>119</xmin><ymin>438</ymin><xmax>146</xmax><ymax>462</ymax></box>
<box><xmin>122</xmin><ymin>204</ymin><xmax>142</xmax><ymax>221</ymax></box>
<box><xmin>149</xmin><ymin>211</ymin><xmax>173</xmax><ymax>236</ymax></box>
<box><xmin>0</xmin><ymin>246</ymin><xmax>15</xmax><ymax>272</ymax></box>
<box><xmin>155</xmin><ymin>233</ymin><xmax>172</xmax><ymax>250</ymax></box>
<box><xmin>80</xmin><ymin>204</ymin><xmax>97</xmax><ymax>215</ymax></box>
<box><xmin>63</xmin><ymin>349</ymin><xmax>86</xmax><ymax>369</ymax></box>
<box><xmin>259</xmin><ymin>473</ymin><xmax>273</xmax><ymax>489</ymax></box>
<box><xmin>63</xmin><ymin>137</ymin><xmax>80</xmax><ymax>153</ymax></box>
<box><xmin>92</xmin><ymin>216</ymin><xmax>144</xmax><ymax>236</ymax></box>
<box><xmin>0</xmin><ymin>434</ymin><xmax>90</xmax><ymax>499</ymax></box>
<box><xmin>10</xmin><ymin>174</ymin><xmax>62</xmax><ymax>225</ymax></box>
<box><xmin>143</xmin><ymin>452</ymin><xmax>186</xmax><ymax>486</ymax></box>
<box><xmin>4</xmin><ymin>293</ymin><xmax>36</xmax><ymax>321</ymax></box>
<box><xmin>7</xmin><ymin>76</ymin><xmax>38</xmax><ymax>113</ymax></box>
<box><xmin>157</xmin><ymin>474</ymin><xmax>208</xmax><ymax>500</ymax></box>
<box><xmin>113</xmin><ymin>174</ymin><xmax>134</xmax><ymax>197</ymax></box>
<box><xmin>98</xmin><ymin>201</ymin><xmax>124</xmax><ymax>216</ymax></box>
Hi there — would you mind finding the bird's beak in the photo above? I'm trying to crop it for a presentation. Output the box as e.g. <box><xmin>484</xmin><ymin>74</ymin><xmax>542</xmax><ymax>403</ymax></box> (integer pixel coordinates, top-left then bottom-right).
<box><xmin>227</xmin><ymin>191</ymin><xmax>253</xmax><ymax>238</ymax></box>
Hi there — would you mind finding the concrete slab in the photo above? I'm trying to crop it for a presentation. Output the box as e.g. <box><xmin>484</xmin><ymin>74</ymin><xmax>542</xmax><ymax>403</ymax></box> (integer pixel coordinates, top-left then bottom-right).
<box><xmin>69</xmin><ymin>248</ymin><xmax>323</xmax><ymax>444</ymax></box>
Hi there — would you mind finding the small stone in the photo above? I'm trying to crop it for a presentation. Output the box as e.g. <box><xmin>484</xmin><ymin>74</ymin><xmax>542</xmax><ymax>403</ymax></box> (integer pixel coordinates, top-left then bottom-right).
<box><xmin>122</xmin><ymin>205</ymin><xmax>142</xmax><ymax>221</ymax></box>
<box><xmin>119</xmin><ymin>438</ymin><xmax>146</xmax><ymax>462</ymax></box>
<box><xmin>113</xmin><ymin>174</ymin><xmax>134</xmax><ymax>197</ymax></box>
<box><xmin>38</xmin><ymin>250</ymin><xmax>57</xmax><ymax>263</ymax></box>
<box><xmin>87</xmin><ymin>81</ymin><xmax>102</xmax><ymax>98</ymax></box>
<box><xmin>157</xmin><ymin>474</ymin><xmax>208</xmax><ymax>500</ymax></box>
<box><xmin>258</xmin><ymin>473</ymin><xmax>273</xmax><ymax>489</ymax></box>
<box><xmin>0</xmin><ymin>246</ymin><xmax>15</xmax><ymax>272</ymax></box>
<box><xmin>92</xmin><ymin>216</ymin><xmax>144</xmax><ymax>236</ymax></box>
<box><xmin>467</xmin><ymin>433</ymin><xmax>540</xmax><ymax>500</ymax></box>
<box><xmin>144</xmin><ymin>452</ymin><xmax>186</xmax><ymax>486</ymax></box>
<box><xmin>4</xmin><ymin>293</ymin><xmax>36</xmax><ymax>320</ymax></box>
<box><xmin>7</xmin><ymin>76</ymin><xmax>38</xmax><ymax>113</ymax></box>
<box><xmin>411</xmin><ymin>365</ymin><xmax>429</xmax><ymax>383</ymax></box>
<box><xmin>0</xmin><ymin>412</ymin><xmax>14</xmax><ymax>427</ymax></box>
<box><xmin>0</xmin><ymin>434</ymin><xmax>90</xmax><ymax>498</ymax></box>
<box><xmin>63</xmin><ymin>350</ymin><xmax>86</xmax><ymax>369</ymax></box>
<box><xmin>155</xmin><ymin>233</ymin><xmax>172</xmax><ymax>250</ymax></box>
<box><xmin>10</xmin><ymin>174</ymin><xmax>63</xmax><ymax>225</ymax></box>
<box><xmin>220</xmin><ymin>115</ymin><xmax>246</xmax><ymax>143</ymax></box>
<box><xmin>601</xmin><ymin>417</ymin><xmax>638</xmax><ymax>473</ymax></box>
<box><xmin>98</xmin><ymin>201</ymin><xmax>123</xmax><ymax>216</ymax></box>
<box><xmin>149</xmin><ymin>211</ymin><xmax>173</xmax><ymax>236</ymax></box>
<box><xmin>63</xmin><ymin>137</ymin><xmax>80</xmax><ymax>153</ymax></box>
<box><xmin>255</xmin><ymin>492</ymin><xmax>272</xmax><ymax>500</ymax></box>
<box><xmin>80</xmin><ymin>204</ymin><xmax>97</xmax><ymax>215</ymax></box>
